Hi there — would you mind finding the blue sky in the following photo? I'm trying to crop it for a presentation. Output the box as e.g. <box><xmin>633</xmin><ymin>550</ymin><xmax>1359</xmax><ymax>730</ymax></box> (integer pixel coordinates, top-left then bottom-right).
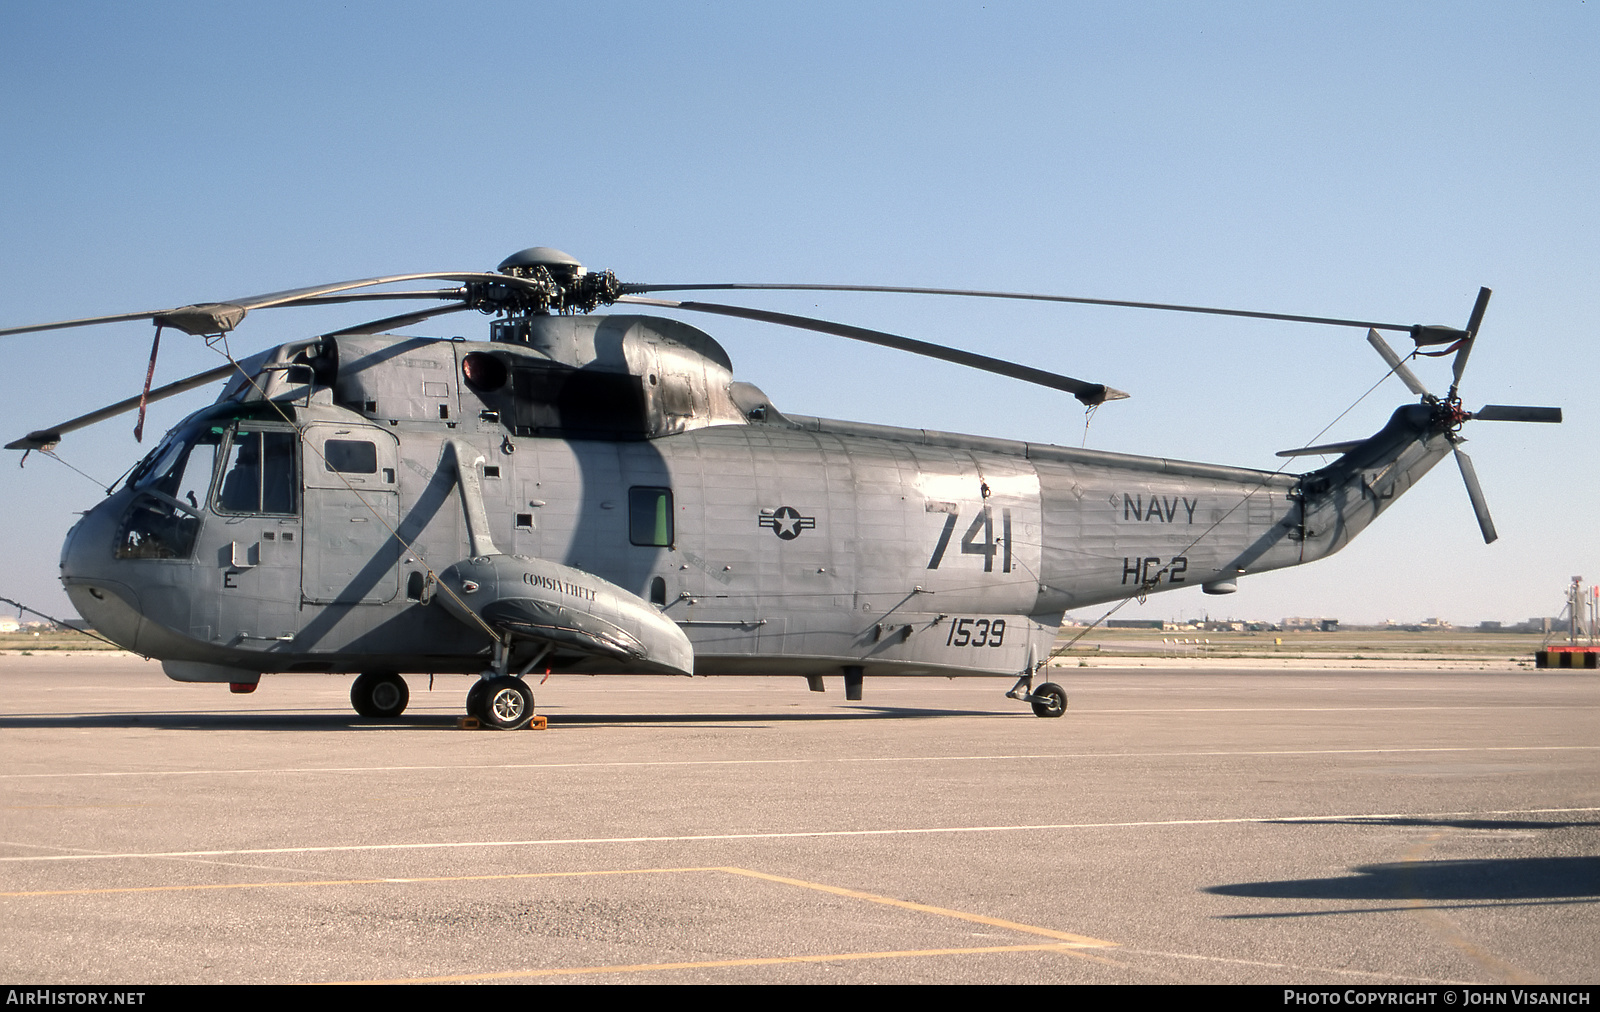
<box><xmin>1</xmin><ymin>2</ymin><xmax>1594</xmax><ymax>626</ymax></box>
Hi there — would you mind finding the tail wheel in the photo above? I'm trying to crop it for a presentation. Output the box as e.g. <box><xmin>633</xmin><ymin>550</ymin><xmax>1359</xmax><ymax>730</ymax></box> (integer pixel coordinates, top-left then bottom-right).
<box><xmin>474</xmin><ymin>676</ymin><xmax>535</xmax><ymax>730</ymax></box>
<box><xmin>351</xmin><ymin>671</ymin><xmax>409</xmax><ymax>719</ymax></box>
<box><xmin>1030</xmin><ymin>682</ymin><xmax>1067</xmax><ymax>718</ymax></box>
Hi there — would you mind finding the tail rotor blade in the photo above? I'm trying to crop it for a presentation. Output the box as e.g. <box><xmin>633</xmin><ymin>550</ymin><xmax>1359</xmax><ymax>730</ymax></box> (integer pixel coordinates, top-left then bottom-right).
<box><xmin>1463</xmin><ymin>286</ymin><xmax>1493</xmax><ymax>339</ymax></box>
<box><xmin>1454</xmin><ymin>447</ymin><xmax>1498</xmax><ymax>544</ymax></box>
<box><xmin>1473</xmin><ymin>405</ymin><xmax>1563</xmax><ymax>423</ymax></box>
<box><xmin>1450</xmin><ymin>287</ymin><xmax>1492</xmax><ymax>393</ymax></box>
<box><xmin>1366</xmin><ymin>329</ymin><xmax>1430</xmax><ymax>396</ymax></box>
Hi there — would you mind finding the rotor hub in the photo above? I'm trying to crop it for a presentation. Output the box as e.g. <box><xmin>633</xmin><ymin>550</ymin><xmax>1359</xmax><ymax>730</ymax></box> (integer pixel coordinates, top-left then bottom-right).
<box><xmin>498</xmin><ymin>246</ymin><xmax>586</xmax><ymax>282</ymax></box>
<box><xmin>476</xmin><ymin>247</ymin><xmax>622</xmax><ymax>317</ymax></box>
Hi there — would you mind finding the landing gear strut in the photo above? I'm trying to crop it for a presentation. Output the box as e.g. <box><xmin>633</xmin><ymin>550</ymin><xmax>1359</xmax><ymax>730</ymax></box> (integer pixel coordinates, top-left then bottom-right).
<box><xmin>1006</xmin><ymin>672</ymin><xmax>1067</xmax><ymax>718</ymax></box>
<box><xmin>351</xmin><ymin>671</ymin><xmax>410</xmax><ymax>719</ymax></box>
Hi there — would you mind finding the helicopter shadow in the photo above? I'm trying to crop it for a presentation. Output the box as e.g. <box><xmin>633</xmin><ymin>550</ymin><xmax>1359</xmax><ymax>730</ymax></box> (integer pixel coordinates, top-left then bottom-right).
<box><xmin>0</xmin><ymin>703</ymin><xmax>1017</xmax><ymax>732</ymax></box>
<box><xmin>549</xmin><ymin>704</ymin><xmax>1020</xmax><ymax>725</ymax></box>
<box><xmin>1266</xmin><ymin>815</ymin><xmax>1599</xmax><ymax>832</ymax></box>
<box><xmin>0</xmin><ymin>711</ymin><xmax>441</xmax><ymax>732</ymax></box>
<box><xmin>1207</xmin><ymin>855</ymin><xmax>1600</xmax><ymax>919</ymax></box>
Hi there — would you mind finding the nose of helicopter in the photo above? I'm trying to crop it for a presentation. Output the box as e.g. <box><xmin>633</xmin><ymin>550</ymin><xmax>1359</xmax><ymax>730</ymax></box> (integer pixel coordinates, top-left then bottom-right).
<box><xmin>58</xmin><ymin>491</ymin><xmax>147</xmax><ymax>651</ymax></box>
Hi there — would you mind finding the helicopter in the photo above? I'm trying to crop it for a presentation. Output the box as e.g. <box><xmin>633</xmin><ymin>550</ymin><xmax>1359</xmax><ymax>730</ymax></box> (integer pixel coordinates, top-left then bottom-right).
<box><xmin>1</xmin><ymin>248</ymin><xmax>1562</xmax><ymax>729</ymax></box>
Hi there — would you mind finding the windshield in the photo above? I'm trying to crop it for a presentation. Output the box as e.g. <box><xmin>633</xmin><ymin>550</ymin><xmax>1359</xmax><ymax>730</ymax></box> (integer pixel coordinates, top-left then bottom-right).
<box><xmin>120</xmin><ymin>403</ymin><xmax>297</xmax><ymax>495</ymax></box>
<box><xmin>130</xmin><ymin>425</ymin><xmax>223</xmax><ymax>510</ymax></box>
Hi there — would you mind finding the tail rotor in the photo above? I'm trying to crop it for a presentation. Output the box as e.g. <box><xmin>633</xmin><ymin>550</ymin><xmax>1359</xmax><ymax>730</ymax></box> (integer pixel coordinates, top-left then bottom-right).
<box><xmin>1365</xmin><ymin>287</ymin><xmax>1560</xmax><ymax>544</ymax></box>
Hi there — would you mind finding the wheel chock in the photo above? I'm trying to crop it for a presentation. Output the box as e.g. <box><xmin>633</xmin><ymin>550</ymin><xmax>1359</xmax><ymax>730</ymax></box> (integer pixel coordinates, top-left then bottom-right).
<box><xmin>456</xmin><ymin>714</ymin><xmax>548</xmax><ymax>730</ymax></box>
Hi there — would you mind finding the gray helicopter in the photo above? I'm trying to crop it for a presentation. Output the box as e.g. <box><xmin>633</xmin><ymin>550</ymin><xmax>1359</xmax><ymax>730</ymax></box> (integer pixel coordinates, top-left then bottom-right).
<box><xmin>2</xmin><ymin>248</ymin><xmax>1561</xmax><ymax>728</ymax></box>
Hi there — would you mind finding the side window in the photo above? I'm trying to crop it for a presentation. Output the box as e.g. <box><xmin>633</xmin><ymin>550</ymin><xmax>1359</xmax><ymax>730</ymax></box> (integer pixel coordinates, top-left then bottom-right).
<box><xmin>216</xmin><ymin>428</ymin><xmax>298</xmax><ymax>515</ymax></box>
<box><xmin>324</xmin><ymin>439</ymin><xmax>377</xmax><ymax>474</ymax></box>
<box><xmin>628</xmin><ymin>487</ymin><xmax>673</xmax><ymax>547</ymax></box>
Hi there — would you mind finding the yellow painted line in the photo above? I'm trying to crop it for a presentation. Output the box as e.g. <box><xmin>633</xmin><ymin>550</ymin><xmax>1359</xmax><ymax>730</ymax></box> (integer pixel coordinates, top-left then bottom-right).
<box><xmin>1398</xmin><ymin>833</ymin><xmax>1538</xmax><ymax>985</ymax></box>
<box><xmin>3</xmin><ymin>863</ymin><xmax>1120</xmax><ymax>975</ymax></box>
<box><xmin>720</xmin><ymin>867</ymin><xmax>1116</xmax><ymax>947</ymax></box>
<box><xmin>341</xmin><ymin>943</ymin><xmax>1095</xmax><ymax>983</ymax></box>
<box><xmin>0</xmin><ymin>805</ymin><xmax>145</xmax><ymax>810</ymax></box>
<box><xmin>0</xmin><ymin>866</ymin><xmax>719</xmax><ymax>898</ymax></box>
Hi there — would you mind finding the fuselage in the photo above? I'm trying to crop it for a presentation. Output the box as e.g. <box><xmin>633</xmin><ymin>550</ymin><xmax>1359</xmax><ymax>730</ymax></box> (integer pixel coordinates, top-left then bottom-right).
<box><xmin>58</xmin><ymin>316</ymin><xmax>1453</xmax><ymax>685</ymax></box>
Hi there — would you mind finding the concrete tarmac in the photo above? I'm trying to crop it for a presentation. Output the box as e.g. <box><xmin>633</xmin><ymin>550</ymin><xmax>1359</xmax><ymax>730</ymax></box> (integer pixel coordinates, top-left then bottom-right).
<box><xmin>0</xmin><ymin>654</ymin><xmax>1596</xmax><ymax>985</ymax></box>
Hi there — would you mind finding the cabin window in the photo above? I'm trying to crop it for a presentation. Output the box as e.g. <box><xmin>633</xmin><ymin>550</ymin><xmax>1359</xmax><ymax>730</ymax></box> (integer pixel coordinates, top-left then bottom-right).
<box><xmin>323</xmin><ymin>439</ymin><xmax>377</xmax><ymax>474</ymax></box>
<box><xmin>629</xmin><ymin>487</ymin><xmax>674</xmax><ymax>547</ymax></box>
<box><xmin>216</xmin><ymin>429</ymin><xmax>297</xmax><ymax>515</ymax></box>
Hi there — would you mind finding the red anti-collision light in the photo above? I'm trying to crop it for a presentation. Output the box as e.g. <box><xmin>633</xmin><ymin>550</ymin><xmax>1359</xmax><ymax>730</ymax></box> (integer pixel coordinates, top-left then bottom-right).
<box><xmin>462</xmin><ymin>352</ymin><xmax>508</xmax><ymax>391</ymax></box>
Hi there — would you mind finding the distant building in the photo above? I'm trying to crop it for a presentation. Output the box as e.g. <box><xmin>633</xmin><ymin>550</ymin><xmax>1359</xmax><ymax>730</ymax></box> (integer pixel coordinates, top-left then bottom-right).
<box><xmin>0</xmin><ymin>618</ymin><xmax>18</xmax><ymax>634</ymax></box>
<box><xmin>1282</xmin><ymin>616</ymin><xmax>1339</xmax><ymax>631</ymax></box>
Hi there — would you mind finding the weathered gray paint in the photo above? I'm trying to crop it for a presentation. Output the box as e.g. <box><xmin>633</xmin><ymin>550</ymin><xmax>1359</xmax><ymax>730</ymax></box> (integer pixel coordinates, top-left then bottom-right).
<box><xmin>60</xmin><ymin>315</ymin><xmax>1452</xmax><ymax>687</ymax></box>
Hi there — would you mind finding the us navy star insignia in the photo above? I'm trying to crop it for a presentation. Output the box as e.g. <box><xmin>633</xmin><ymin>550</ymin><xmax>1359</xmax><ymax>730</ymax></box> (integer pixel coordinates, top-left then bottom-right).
<box><xmin>759</xmin><ymin>505</ymin><xmax>817</xmax><ymax>540</ymax></box>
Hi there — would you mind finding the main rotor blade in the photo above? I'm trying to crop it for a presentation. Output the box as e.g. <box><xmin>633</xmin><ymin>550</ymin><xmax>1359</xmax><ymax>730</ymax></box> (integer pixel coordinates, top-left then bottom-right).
<box><xmin>1454</xmin><ymin>446</ymin><xmax>1498</xmax><ymax>544</ymax></box>
<box><xmin>0</xmin><ymin>274</ymin><xmax>506</xmax><ymax>339</ymax></box>
<box><xmin>4</xmin><ymin>301</ymin><xmax>477</xmax><ymax>451</ymax></box>
<box><xmin>282</xmin><ymin>288</ymin><xmax>468</xmax><ymax>308</ymax></box>
<box><xmin>617</xmin><ymin>295</ymin><xmax>1127</xmax><ymax>406</ymax></box>
<box><xmin>1473</xmin><ymin>404</ymin><xmax>1563</xmax><ymax>423</ymax></box>
<box><xmin>1365</xmin><ymin>329</ymin><xmax>1430</xmax><ymax>397</ymax></box>
<box><xmin>0</xmin><ymin>308</ymin><xmax>185</xmax><ymax>339</ymax></box>
<box><xmin>320</xmin><ymin>302</ymin><xmax>473</xmax><ymax>337</ymax></box>
<box><xmin>6</xmin><ymin>363</ymin><xmax>236</xmax><ymax>451</ymax></box>
<box><xmin>622</xmin><ymin>281</ymin><xmax>1441</xmax><ymax>337</ymax></box>
<box><xmin>222</xmin><ymin>274</ymin><xmax>496</xmax><ymax>313</ymax></box>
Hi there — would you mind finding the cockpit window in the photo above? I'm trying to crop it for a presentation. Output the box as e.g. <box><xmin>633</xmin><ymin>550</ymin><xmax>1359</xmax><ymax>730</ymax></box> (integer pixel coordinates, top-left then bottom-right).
<box><xmin>132</xmin><ymin>426</ymin><xmax>222</xmax><ymax>510</ymax></box>
<box><xmin>216</xmin><ymin>428</ymin><xmax>297</xmax><ymax>515</ymax></box>
<box><xmin>115</xmin><ymin>495</ymin><xmax>201</xmax><ymax>560</ymax></box>
<box><xmin>114</xmin><ymin>426</ymin><xmax>225</xmax><ymax>560</ymax></box>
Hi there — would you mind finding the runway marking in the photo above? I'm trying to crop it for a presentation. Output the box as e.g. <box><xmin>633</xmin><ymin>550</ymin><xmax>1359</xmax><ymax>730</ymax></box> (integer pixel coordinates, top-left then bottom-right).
<box><xmin>718</xmin><ymin>867</ymin><xmax>1114</xmax><ymax>947</ymax></box>
<box><xmin>1398</xmin><ymin>831</ymin><xmax>1539</xmax><ymax>984</ymax></box>
<box><xmin>0</xmin><ymin>863</ymin><xmax>1109</xmax><ymax>951</ymax></box>
<box><xmin>1091</xmin><ymin>706</ymin><xmax>1595</xmax><ymax>713</ymax></box>
<box><xmin>0</xmin><ymin>866</ymin><xmax>715</xmax><ymax>898</ymax></box>
<box><xmin>1</xmin><ymin>745</ymin><xmax>1594</xmax><ymax>780</ymax></box>
<box><xmin>2</xmin><ymin>806</ymin><xmax>1594</xmax><ymax>863</ymax></box>
<box><xmin>0</xmin><ymin>863</ymin><xmax>1120</xmax><ymax>980</ymax></box>
<box><xmin>1115</xmin><ymin>947</ymin><xmax>1459</xmax><ymax>984</ymax></box>
<box><xmin>339</xmin><ymin>942</ymin><xmax>1100</xmax><ymax>983</ymax></box>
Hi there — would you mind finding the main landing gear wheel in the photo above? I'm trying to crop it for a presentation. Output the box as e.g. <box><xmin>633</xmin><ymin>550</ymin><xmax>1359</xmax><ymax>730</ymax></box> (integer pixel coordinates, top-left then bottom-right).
<box><xmin>1030</xmin><ymin>682</ymin><xmax>1067</xmax><ymax>718</ymax></box>
<box><xmin>472</xmin><ymin>675</ymin><xmax>535</xmax><ymax>730</ymax></box>
<box><xmin>351</xmin><ymin>671</ymin><xmax>409</xmax><ymax>719</ymax></box>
